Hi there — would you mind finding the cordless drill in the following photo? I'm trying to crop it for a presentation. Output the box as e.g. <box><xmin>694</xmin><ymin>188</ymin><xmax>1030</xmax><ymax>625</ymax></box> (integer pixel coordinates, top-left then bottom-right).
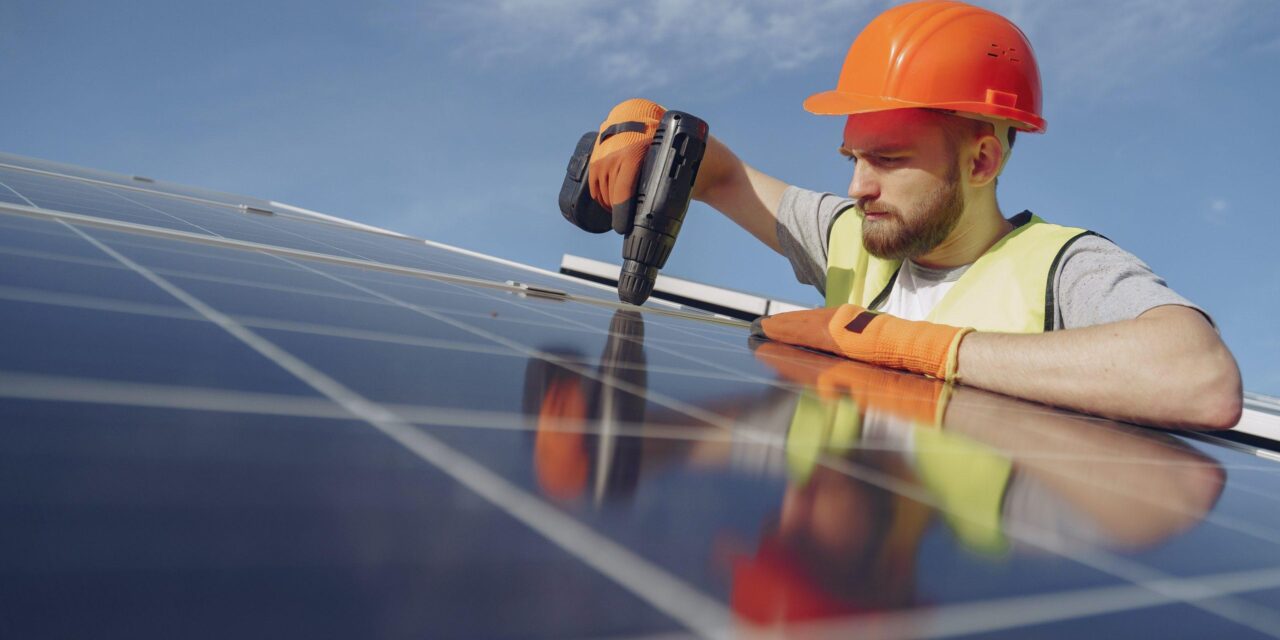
<box><xmin>558</xmin><ymin>111</ymin><xmax>708</xmax><ymax>305</ymax></box>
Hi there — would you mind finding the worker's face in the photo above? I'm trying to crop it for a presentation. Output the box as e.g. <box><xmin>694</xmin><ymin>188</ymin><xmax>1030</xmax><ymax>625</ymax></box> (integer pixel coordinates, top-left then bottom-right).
<box><xmin>841</xmin><ymin>110</ymin><xmax>964</xmax><ymax>260</ymax></box>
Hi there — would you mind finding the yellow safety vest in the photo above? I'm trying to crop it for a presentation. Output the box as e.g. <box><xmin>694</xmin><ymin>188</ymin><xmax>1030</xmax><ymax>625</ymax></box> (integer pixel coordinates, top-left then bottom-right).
<box><xmin>825</xmin><ymin>210</ymin><xmax>1095</xmax><ymax>333</ymax></box>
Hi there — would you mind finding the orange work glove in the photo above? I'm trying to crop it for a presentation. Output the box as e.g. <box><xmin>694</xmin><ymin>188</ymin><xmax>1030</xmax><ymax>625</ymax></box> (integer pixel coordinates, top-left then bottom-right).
<box><xmin>750</xmin><ymin>304</ymin><xmax>973</xmax><ymax>381</ymax></box>
<box><xmin>533</xmin><ymin>377</ymin><xmax>590</xmax><ymax>501</ymax></box>
<box><xmin>588</xmin><ymin>98</ymin><xmax>665</xmax><ymax>232</ymax></box>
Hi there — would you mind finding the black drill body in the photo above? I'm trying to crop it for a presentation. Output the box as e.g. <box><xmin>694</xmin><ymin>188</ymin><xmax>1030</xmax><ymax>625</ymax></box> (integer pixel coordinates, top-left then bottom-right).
<box><xmin>558</xmin><ymin>111</ymin><xmax>708</xmax><ymax>305</ymax></box>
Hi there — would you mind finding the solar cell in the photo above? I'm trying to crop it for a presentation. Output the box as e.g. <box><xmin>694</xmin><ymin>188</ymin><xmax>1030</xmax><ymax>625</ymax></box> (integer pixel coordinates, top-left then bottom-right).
<box><xmin>2</xmin><ymin>151</ymin><xmax>1280</xmax><ymax>638</ymax></box>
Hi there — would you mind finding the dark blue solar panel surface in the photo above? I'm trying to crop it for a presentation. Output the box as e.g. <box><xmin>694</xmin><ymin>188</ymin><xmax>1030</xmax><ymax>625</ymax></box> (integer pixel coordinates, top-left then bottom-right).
<box><xmin>0</xmin><ymin>155</ymin><xmax>625</xmax><ymax>303</ymax></box>
<box><xmin>0</xmin><ymin>150</ymin><xmax>278</xmax><ymax>209</ymax></box>
<box><xmin>3</xmin><ymin>153</ymin><xmax>1280</xmax><ymax>639</ymax></box>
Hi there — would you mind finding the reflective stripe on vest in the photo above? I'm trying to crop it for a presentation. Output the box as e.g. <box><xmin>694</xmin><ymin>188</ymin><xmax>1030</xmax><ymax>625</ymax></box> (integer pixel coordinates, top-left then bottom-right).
<box><xmin>825</xmin><ymin>210</ymin><xmax>1094</xmax><ymax>333</ymax></box>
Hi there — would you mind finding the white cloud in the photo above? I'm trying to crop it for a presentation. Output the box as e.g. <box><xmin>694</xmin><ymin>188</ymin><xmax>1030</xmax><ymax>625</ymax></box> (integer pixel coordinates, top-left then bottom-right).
<box><xmin>1205</xmin><ymin>198</ymin><xmax>1230</xmax><ymax>224</ymax></box>
<box><xmin>422</xmin><ymin>0</ymin><xmax>878</xmax><ymax>90</ymax></box>
<box><xmin>985</xmin><ymin>0</ymin><xmax>1274</xmax><ymax>100</ymax></box>
<box><xmin>419</xmin><ymin>0</ymin><xmax>1278</xmax><ymax>96</ymax></box>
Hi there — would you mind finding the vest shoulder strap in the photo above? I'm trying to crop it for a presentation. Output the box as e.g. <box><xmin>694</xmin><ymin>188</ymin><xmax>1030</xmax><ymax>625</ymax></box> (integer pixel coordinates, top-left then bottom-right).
<box><xmin>825</xmin><ymin>206</ymin><xmax>900</xmax><ymax>308</ymax></box>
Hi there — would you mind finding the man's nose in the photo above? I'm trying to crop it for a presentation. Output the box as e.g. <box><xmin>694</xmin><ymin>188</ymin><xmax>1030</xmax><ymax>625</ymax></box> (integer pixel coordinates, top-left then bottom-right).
<box><xmin>847</xmin><ymin>164</ymin><xmax>879</xmax><ymax>201</ymax></box>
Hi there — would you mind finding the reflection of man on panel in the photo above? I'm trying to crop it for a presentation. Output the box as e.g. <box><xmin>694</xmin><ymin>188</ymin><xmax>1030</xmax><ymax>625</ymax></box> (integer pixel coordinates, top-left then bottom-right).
<box><xmin>522</xmin><ymin>335</ymin><xmax>1225</xmax><ymax>625</ymax></box>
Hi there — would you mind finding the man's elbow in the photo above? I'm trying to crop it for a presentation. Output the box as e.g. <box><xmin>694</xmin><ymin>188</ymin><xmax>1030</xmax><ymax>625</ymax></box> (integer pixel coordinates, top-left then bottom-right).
<box><xmin>1181</xmin><ymin>344</ymin><xmax>1243</xmax><ymax>431</ymax></box>
<box><xmin>1143</xmin><ymin>308</ymin><xmax>1243</xmax><ymax>430</ymax></box>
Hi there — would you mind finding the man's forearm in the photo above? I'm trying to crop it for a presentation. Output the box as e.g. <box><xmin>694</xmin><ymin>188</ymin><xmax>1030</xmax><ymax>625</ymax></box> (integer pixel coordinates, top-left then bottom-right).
<box><xmin>691</xmin><ymin>135</ymin><xmax>790</xmax><ymax>254</ymax></box>
<box><xmin>955</xmin><ymin>305</ymin><xmax>1243</xmax><ymax>429</ymax></box>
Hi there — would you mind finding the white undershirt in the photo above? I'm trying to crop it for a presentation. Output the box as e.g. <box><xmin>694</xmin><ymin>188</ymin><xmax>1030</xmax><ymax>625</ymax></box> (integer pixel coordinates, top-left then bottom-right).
<box><xmin>872</xmin><ymin>260</ymin><xmax>970</xmax><ymax>321</ymax></box>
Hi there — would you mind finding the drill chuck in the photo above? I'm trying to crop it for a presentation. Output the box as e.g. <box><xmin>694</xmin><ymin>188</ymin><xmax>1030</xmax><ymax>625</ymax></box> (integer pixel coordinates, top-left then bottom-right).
<box><xmin>617</xmin><ymin>262</ymin><xmax>657</xmax><ymax>305</ymax></box>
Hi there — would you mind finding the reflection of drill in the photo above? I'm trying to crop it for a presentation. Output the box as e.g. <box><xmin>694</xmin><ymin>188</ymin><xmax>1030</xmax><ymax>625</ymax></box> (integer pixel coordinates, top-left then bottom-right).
<box><xmin>559</xmin><ymin>111</ymin><xmax>708</xmax><ymax>305</ymax></box>
<box><xmin>522</xmin><ymin>310</ymin><xmax>648</xmax><ymax>505</ymax></box>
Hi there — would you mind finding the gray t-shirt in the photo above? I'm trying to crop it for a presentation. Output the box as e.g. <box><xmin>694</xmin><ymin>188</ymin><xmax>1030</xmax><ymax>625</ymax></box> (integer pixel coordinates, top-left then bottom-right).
<box><xmin>775</xmin><ymin>186</ymin><xmax>1203</xmax><ymax>330</ymax></box>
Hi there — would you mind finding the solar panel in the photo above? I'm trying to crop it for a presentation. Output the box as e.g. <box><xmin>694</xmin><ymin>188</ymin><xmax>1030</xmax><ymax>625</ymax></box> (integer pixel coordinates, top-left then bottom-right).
<box><xmin>3</xmin><ymin>151</ymin><xmax>1280</xmax><ymax>638</ymax></box>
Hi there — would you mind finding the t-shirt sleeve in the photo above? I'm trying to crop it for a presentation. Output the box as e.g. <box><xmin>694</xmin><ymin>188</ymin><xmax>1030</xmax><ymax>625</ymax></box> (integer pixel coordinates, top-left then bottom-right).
<box><xmin>1054</xmin><ymin>235</ymin><xmax>1210</xmax><ymax>330</ymax></box>
<box><xmin>775</xmin><ymin>186</ymin><xmax>855</xmax><ymax>296</ymax></box>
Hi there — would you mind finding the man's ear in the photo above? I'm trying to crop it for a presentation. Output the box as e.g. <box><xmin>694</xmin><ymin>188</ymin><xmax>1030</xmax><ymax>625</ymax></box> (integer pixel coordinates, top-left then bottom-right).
<box><xmin>968</xmin><ymin>133</ymin><xmax>1004</xmax><ymax>188</ymax></box>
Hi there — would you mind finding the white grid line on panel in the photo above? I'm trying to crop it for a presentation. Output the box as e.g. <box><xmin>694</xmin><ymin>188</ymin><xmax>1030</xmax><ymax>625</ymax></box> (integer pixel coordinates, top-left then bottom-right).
<box><xmin>0</xmin><ymin>179</ymin><xmax>37</xmax><ymax>208</ymax></box>
<box><xmin>0</xmin><ymin>371</ymin><xmax>740</xmax><ymax>446</ymax></box>
<box><xmin>95</xmin><ymin>184</ymin><xmax>225</xmax><ymax>238</ymax></box>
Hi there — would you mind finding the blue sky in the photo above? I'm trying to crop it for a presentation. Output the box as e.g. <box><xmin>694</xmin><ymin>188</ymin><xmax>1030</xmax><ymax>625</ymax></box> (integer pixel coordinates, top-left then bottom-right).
<box><xmin>3</xmin><ymin>0</ymin><xmax>1279</xmax><ymax>395</ymax></box>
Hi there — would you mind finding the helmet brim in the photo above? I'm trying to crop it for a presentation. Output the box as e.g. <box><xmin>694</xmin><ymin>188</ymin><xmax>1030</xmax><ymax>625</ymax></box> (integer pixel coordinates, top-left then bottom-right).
<box><xmin>803</xmin><ymin>89</ymin><xmax>1047</xmax><ymax>133</ymax></box>
<box><xmin>802</xmin><ymin>90</ymin><xmax>918</xmax><ymax>117</ymax></box>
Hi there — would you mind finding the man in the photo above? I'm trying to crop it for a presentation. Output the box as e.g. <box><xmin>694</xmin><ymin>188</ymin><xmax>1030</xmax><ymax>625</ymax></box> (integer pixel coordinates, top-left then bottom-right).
<box><xmin>584</xmin><ymin>1</ymin><xmax>1241</xmax><ymax>430</ymax></box>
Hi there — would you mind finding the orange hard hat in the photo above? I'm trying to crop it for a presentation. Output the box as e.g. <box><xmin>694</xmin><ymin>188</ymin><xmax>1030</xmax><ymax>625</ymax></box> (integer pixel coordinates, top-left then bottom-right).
<box><xmin>804</xmin><ymin>0</ymin><xmax>1046</xmax><ymax>133</ymax></box>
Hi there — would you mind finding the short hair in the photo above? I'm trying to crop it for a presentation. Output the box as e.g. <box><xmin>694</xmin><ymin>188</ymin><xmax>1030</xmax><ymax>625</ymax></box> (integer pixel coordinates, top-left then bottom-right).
<box><xmin>936</xmin><ymin>112</ymin><xmax>1016</xmax><ymax>152</ymax></box>
<box><xmin>933</xmin><ymin>111</ymin><xmax>1017</xmax><ymax>184</ymax></box>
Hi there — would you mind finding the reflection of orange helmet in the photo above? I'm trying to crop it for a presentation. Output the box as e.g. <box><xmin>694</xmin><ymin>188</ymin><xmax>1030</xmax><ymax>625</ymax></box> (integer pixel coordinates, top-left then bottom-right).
<box><xmin>731</xmin><ymin>491</ymin><xmax>934</xmax><ymax>626</ymax></box>
<box><xmin>732</xmin><ymin>534</ymin><xmax>864</xmax><ymax>625</ymax></box>
<box><xmin>804</xmin><ymin>0</ymin><xmax>1046</xmax><ymax>133</ymax></box>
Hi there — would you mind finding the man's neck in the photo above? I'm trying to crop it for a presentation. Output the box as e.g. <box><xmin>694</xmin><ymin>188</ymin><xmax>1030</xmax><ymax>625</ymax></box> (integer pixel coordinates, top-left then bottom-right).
<box><xmin>914</xmin><ymin>197</ymin><xmax>1012</xmax><ymax>269</ymax></box>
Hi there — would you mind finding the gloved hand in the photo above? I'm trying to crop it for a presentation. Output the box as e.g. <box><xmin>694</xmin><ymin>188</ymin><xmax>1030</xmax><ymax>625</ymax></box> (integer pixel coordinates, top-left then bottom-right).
<box><xmin>588</xmin><ymin>98</ymin><xmax>666</xmax><ymax>233</ymax></box>
<box><xmin>533</xmin><ymin>375</ymin><xmax>591</xmax><ymax>501</ymax></box>
<box><xmin>750</xmin><ymin>304</ymin><xmax>973</xmax><ymax>381</ymax></box>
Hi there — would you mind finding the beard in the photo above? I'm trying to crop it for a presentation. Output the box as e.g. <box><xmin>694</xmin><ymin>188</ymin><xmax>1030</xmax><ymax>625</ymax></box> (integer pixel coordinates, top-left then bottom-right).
<box><xmin>861</xmin><ymin>166</ymin><xmax>964</xmax><ymax>261</ymax></box>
